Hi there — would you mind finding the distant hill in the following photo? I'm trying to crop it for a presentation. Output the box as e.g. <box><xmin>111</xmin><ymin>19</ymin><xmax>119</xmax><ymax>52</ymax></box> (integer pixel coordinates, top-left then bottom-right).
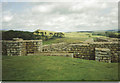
<box><xmin>33</xmin><ymin>29</ymin><xmax>65</xmax><ymax>39</ymax></box>
<box><xmin>93</xmin><ymin>29</ymin><xmax>119</xmax><ymax>32</ymax></box>
<box><xmin>65</xmin><ymin>31</ymin><xmax>93</xmax><ymax>33</ymax></box>
<box><xmin>105</xmin><ymin>29</ymin><xmax>120</xmax><ymax>32</ymax></box>
<box><xmin>2</xmin><ymin>29</ymin><xmax>65</xmax><ymax>40</ymax></box>
<box><xmin>76</xmin><ymin>31</ymin><xmax>93</xmax><ymax>33</ymax></box>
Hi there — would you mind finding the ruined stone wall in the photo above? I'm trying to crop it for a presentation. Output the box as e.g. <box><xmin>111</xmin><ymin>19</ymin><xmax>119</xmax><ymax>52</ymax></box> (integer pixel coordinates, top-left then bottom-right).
<box><xmin>25</xmin><ymin>40</ymin><xmax>42</xmax><ymax>54</ymax></box>
<box><xmin>42</xmin><ymin>43</ymin><xmax>95</xmax><ymax>60</ymax></box>
<box><xmin>90</xmin><ymin>42</ymin><xmax>119</xmax><ymax>62</ymax></box>
<box><xmin>95</xmin><ymin>48</ymin><xmax>111</xmax><ymax>63</ymax></box>
<box><xmin>42</xmin><ymin>42</ymin><xmax>69</xmax><ymax>52</ymax></box>
<box><xmin>2</xmin><ymin>37</ymin><xmax>119</xmax><ymax>63</ymax></box>
<box><xmin>31</xmin><ymin>52</ymin><xmax>73</xmax><ymax>58</ymax></box>
<box><xmin>2</xmin><ymin>41</ymin><xmax>26</xmax><ymax>56</ymax></box>
<box><xmin>94</xmin><ymin>37</ymin><xmax>109</xmax><ymax>42</ymax></box>
<box><xmin>94</xmin><ymin>37</ymin><xmax>119</xmax><ymax>42</ymax></box>
<box><xmin>42</xmin><ymin>39</ymin><xmax>119</xmax><ymax>62</ymax></box>
<box><xmin>2</xmin><ymin>39</ymin><xmax>42</xmax><ymax>56</ymax></box>
<box><xmin>66</xmin><ymin>44</ymin><xmax>94</xmax><ymax>60</ymax></box>
<box><xmin>68</xmin><ymin>42</ymin><xmax>119</xmax><ymax>62</ymax></box>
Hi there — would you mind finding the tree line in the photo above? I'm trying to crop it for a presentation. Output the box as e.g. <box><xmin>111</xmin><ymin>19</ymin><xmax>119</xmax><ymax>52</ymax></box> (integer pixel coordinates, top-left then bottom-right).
<box><xmin>92</xmin><ymin>31</ymin><xmax>119</xmax><ymax>38</ymax></box>
<box><xmin>2</xmin><ymin>30</ymin><xmax>65</xmax><ymax>40</ymax></box>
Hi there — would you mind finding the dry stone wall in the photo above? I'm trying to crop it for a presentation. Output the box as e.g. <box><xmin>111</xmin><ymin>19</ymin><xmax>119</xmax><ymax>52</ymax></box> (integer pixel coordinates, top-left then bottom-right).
<box><xmin>26</xmin><ymin>40</ymin><xmax>42</xmax><ymax>54</ymax></box>
<box><xmin>94</xmin><ymin>37</ymin><xmax>119</xmax><ymax>42</ymax></box>
<box><xmin>42</xmin><ymin>42</ymin><xmax>69</xmax><ymax>52</ymax></box>
<box><xmin>94</xmin><ymin>37</ymin><xmax>109</xmax><ymax>42</ymax></box>
<box><xmin>2</xmin><ymin>41</ymin><xmax>26</xmax><ymax>56</ymax></box>
<box><xmin>42</xmin><ymin>43</ymin><xmax>95</xmax><ymax>60</ymax></box>
<box><xmin>90</xmin><ymin>42</ymin><xmax>119</xmax><ymax>62</ymax></box>
<box><xmin>2</xmin><ymin>39</ymin><xmax>42</xmax><ymax>56</ymax></box>
<box><xmin>2</xmin><ymin>37</ymin><xmax>119</xmax><ymax>63</ymax></box>
<box><xmin>31</xmin><ymin>52</ymin><xmax>73</xmax><ymax>58</ymax></box>
<box><xmin>95</xmin><ymin>48</ymin><xmax>111</xmax><ymax>63</ymax></box>
<box><xmin>42</xmin><ymin>38</ymin><xmax>119</xmax><ymax>63</ymax></box>
<box><xmin>67</xmin><ymin>44</ymin><xmax>95</xmax><ymax>60</ymax></box>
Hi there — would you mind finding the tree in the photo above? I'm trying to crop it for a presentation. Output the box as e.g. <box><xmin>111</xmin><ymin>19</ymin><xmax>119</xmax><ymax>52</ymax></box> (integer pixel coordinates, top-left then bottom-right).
<box><xmin>59</xmin><ymin>32</ymin><xmax>65</xmax><ymax>38</ymax></box>
<box><xmin>105</xmin><ymin>31</ymin><xmax>119</xmax><ymax>38</ymax></box>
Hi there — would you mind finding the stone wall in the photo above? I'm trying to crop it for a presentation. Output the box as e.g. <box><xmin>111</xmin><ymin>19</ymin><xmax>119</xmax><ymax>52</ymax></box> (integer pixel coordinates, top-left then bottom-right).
<box><xmin>67</xmin><ymin>44</ymin><xmax>94</xmax><ymax>60</ymax></box>
<box><xmin>2</xmin><ymin>41</ymin><xmax>26</xmax><ymax>56</ymax></box>
<box><xmin>90</xmin><ymin>42</ymin><xmax>119</xmax><ymax>62</ymax></box>
<box><xmin>42</xmin><ymin>43</ymin><xmax>94</xmax><ymax>60</ymax></box>
<box><xmin>95</xmin><ymin>48</ymin><xmax>111</xmax><ymax>63</ymax></box>
<box><xmin>42</xmin><ymin>42</ymin><xmax>68</xmax><ymax>52</ymax></box>
<box><xmin>30</xmin><ymin>52</ymin><xmax>73</xmax><ymax>58</ymax></box>
<box><xmin>94</xmin><ymin>37</ymin><xmax>109</xmax><ymax>42</ymax></box>
<box><xmin>94</xmin><ymin>37</ymin><xmax>119</xmax><ymax>42</ymax></box>
<box><xmin>42</xmin><ymin>38</ymin><xmax>119</xmax><ymax>63</ymax></box>
<box><xmin>2</xmin><ymin>39</ymin><xmax>42</xmax><ymax>56</ymax></box>
<box><xmin>2</xmin><ymin>37</ymin><xmax>119</xmax><ymax>63</ymax></box>
<box><xmin>25</xmin><ymin>40</ymin><xmax>42</xmax><ymax>54</ymax></box>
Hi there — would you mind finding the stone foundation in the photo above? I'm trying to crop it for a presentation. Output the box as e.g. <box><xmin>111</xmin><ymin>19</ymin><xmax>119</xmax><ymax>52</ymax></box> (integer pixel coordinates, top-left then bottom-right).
<box><xmin>2</xmin><ymin>37</ymin><xmax>119</xmax><ymax>63</ymax></box>
<box><xmin>42</xmin><ymin>37</ymin><xmax>119</xmax><ymax>63</ymax></box>
<box><xmin>2</xmin><ymin>39</ymin><xmax>42</xmax><ymax>56</ymax></box>
<box><xmin>95</xmin><ymin>48</ymin><xmax>111</xmax><ymax>63</ymax></box>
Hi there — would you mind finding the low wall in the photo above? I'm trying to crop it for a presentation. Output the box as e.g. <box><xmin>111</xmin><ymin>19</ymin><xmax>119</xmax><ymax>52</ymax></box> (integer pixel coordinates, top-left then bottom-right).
<box><xmin>94</xmin><ymin>37</ymin><xmax>119</xmax><ymax>42</ymax></box>
<box><xmin>90</xmin><ymin>42</ymin><xmax>119</xmax><ymax>62</ymax></box>
<box><xmin>30</xmin><ymin>52</ymin><xmax>73</xmax><ymax>58</ymax></box>
<box><xmin>2</xmin><ymin>41</ymin><xmax>26</xmax><ymax>56</ymax></box>
<box><xmin>94</xmin><ymin>37</ymin><xmax>109</xmax><ymax>42</ymax></box>
<box><xmin>2</xmin><ymin>38</ymin><xmax>119</xmax><ymax>63</ymax></box>
<box><xmin>42</xmin><ymin>42</ymin><xmax>69</xmax><ymax>52</ymax></box>
<box><xmin>42</xmin><ymin>39</ymin><xmax>119</xmax><ymax>62</ymax></box>
<box><xmin>25</xmin><ymin>40</ymin><xmax>42</xmax><ymax>54</ymax></box>
<box><xmin>95</xmin><ymin>48</ymin><xmax>111</xmax><ymax>63</ymax></box>
<box><xmin>2</xmin><ymin>39</ymin><xmax>42</xmax><ymax>56</ymax></box>
<box><xmin>67</xmin><ymin>44</ymin><xmax>94</xmax><ymax>60</ymax></box>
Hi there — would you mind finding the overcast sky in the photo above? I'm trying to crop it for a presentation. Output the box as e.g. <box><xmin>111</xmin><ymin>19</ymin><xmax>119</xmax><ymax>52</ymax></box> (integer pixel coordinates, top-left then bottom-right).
<box><xmin>1</xmin><ymin>1</ymin><xmax>118</xmax><ymax>32</ymax></box>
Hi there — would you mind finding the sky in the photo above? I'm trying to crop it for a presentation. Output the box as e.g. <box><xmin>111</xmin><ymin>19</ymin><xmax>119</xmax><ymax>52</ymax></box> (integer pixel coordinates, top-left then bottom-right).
<box><xmin>1</xmin><ymin>0</ymin><xmax>118</xmax><ymax>32</ymax></box>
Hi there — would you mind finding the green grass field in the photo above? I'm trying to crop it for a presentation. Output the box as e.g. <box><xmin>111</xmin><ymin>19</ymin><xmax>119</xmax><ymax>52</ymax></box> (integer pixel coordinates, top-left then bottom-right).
<box><xmin>2</xmin><ymin>55</ymin><xmax>118</xmax><ymax>81</ymax></box>
<box><xmin>43</xmin><ymin>32</ymin><xmax>90</xmax><ymax>45</ymax></box>
<box><xmin>43</xmin><ymin>32</ymin><xmax>106</xmax><ymax>45</ymax></box>
<box><xmin>43</xmin><ymin>37</ymin><xmax>86</xmax><ymax>45</ymax></box>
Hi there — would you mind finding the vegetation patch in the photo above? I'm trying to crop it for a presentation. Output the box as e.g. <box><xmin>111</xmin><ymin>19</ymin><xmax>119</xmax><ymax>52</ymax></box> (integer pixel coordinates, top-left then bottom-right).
<box><xmin>2</xmin><ymin>55</ymin><xmax>118</xmax><ymax>81</ymax></box>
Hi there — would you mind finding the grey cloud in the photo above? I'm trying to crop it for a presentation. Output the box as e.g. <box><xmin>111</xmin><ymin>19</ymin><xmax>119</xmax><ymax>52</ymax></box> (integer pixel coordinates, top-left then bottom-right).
<box><xmin>2</xmin><ymin>2</ymin><xmax>118</xmax><ymax>32</ymax></box>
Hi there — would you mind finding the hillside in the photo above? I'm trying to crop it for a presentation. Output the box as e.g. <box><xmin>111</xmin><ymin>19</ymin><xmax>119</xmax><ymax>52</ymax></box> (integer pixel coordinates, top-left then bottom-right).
<box><xmin>43</xmin><ymin>31</ymin><xmax>106</xmax><ymax>45</ymax></box>
<box><xmin>33</xmin><ymin>29</ymin><xmax>65</xmax><ymax>38</ymax></box>
<box><xmin>2</xmin><ymin>30</ymin><xmax>65</xmax><ymax>40</ymax></box>
<box><xmin>2</xmin><ymin>55</ymin><xmax>118</xmax><ymax>81</ymax></box>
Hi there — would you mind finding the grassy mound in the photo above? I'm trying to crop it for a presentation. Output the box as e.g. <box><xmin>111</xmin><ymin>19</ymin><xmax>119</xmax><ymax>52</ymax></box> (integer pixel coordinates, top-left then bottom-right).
<box><xmin>2</xmin><ymin>55</ymin><xmax>118</xmax><ymax>81</ymax></box>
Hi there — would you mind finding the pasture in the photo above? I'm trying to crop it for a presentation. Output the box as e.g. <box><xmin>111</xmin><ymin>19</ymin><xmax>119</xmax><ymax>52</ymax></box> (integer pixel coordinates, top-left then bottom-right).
<box><xmin>43</xmin><ymin>32</ymin><xmax>106</xmax><ymax>45</ymax></box>
<box><xmin>2</xmin><ymin>55</ymin><xmax>118</xmax><ymax>81</ymax></box>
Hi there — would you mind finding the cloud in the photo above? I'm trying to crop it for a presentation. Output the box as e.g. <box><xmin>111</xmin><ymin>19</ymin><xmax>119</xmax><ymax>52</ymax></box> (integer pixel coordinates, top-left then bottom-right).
<box><xmin>3</xmin><ymin>15</ymin><xmax>13</xmax><ymax>22</ymax></box>
<box><xmin>32</xmin><ymin>4</ymin><xmax>55</xmax><ymax>13</ymax></box>
<box><xmin>1</xmin><ymin>0</ymin><xmax>119</xmax><ymax>2</ymax></box>
<box><xmin>2</xmin><ymin>2</ymin><xmax>118</xmax><ymax>32</ymax></box>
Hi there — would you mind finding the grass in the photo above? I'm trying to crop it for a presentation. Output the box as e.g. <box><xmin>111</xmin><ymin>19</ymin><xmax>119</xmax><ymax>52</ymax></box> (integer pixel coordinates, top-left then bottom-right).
<box><xmin>43</xmin><ymin>32</ymin><xmax>92</xmax><ymax>45</ymax></box>
<box><xmin>64</xmin><ymin>32</ymin><xmax>92</xmax><ymax>38</ymax></box>
<box><xmin>43</xmin><ymin>32</ymin><xmax>108</xmax><ymax>45</ymax></box>
<box><xmin>43</xmin><ymin>37</ymin><xmax>87</xmax><ymax>45</ymax></box>
<box><xmin>2</xmin><ymin>55</ymin><xmax>118</xmax><ymax>81</ymax></box>
<box><xmin>2</xmin><ymin>32</ymin><xmax>118</xmax><ymax>81</ymax></box>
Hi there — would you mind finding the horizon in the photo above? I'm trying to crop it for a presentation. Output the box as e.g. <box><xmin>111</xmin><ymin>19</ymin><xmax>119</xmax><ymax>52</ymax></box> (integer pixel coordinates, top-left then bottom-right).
<box><xmin>1</xmin><ymin>1</ymin><xmax>118</xmax><ymax>32</ymax></box>
<box><xmin>0</xmin><ymin>28</ymin><xmax>119</xmax><ymax>32</ymax></box>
